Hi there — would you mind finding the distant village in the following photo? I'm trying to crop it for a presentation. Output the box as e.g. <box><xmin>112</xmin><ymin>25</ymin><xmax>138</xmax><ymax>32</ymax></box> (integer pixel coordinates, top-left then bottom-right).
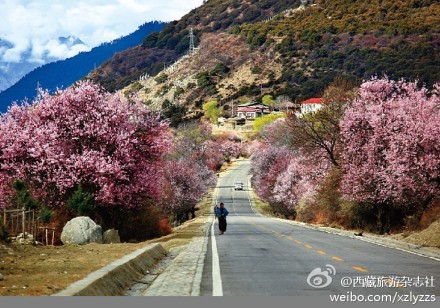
<box><xmin>220</xmin><ymin>97</ymin><xmax>323</xmax><ymax>126</ymax></box>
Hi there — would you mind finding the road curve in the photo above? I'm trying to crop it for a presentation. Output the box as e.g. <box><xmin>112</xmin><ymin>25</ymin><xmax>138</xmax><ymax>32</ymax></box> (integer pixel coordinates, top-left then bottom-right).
<box><xmin>200</xmin><ymin>159</ymin><xmax>440</xmax><ymax>297</ymax></box>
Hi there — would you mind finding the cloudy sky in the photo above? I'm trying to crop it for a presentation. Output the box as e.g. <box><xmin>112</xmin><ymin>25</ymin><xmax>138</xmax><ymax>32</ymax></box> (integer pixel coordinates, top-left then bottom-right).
<box><xmin>0</xmin><ymin>0</ymin><xmax>204</xmax><ymax>64</ymax></box>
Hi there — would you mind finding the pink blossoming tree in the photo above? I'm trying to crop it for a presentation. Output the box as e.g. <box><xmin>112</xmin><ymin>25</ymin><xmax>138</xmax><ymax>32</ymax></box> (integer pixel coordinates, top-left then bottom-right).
<box><xmin>250</xmin><ymin>143</ymin><xmax>294</xmax><ymax>205</ymax></box>
<box><xmin>160</xmin><ymin>157</ymin><xmax>216</xmax><ymax>221</ymax></box>
<box><xmin>273</xmin><ymin>151</ymin><xmax>330</xmax><ymax>211</ymax></box>
<box><xmin>340</xmin><ymin>78</ymin><xmax>440</xmax><ymax>230</ymax></box>
<box><xmin>0</xmin><ymin>81</ymin><xmax>171</xmax><ymax>211</ymax></box>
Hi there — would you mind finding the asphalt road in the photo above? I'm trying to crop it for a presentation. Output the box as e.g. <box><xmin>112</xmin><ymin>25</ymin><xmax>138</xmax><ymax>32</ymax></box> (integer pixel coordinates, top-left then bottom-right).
<box><xmin>200</xmin><ymin>160</ymin><xmax>440</xmax><ymax>297</ymax></box>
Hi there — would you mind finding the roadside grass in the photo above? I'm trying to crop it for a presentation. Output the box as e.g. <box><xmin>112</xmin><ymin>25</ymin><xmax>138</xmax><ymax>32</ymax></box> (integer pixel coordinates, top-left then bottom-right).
<box><xmin>0</xmin><ymin>167</ymin><xmax>224</xmax><ymax>296</ymax></box>
<box><xmin>248</xmin><ymin>184</ymin><xmax>276</xmax><ymax>218</ymax></box>
<box><xmin>149</xmin><ymin>188</ymin><xmax>214</xmax><ymax>252</ymax></box>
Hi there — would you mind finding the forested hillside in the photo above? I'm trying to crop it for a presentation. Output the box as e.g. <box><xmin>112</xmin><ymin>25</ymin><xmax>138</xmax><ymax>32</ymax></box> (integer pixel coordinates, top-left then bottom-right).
<box><xmin>88</xmin><ymin>0</ymin><xmax>439</xmax><ymax>109</ymax></box>
<box><xmin>88</xmin><ymin>0</ymin><xmax>302</xmax><ymax>91</ymax></box>
<box><xmin>238</xmin><ymin>0</ymin><xmax>440</xmax><ymax>98</ymax></box>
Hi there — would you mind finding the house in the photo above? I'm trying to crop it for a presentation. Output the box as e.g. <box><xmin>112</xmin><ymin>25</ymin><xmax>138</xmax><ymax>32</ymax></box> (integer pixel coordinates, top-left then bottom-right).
<box><xmin>236</xmin><ymin>102</ymin><xmax>270</xmax><ymax>119</ymax></box>
<box><xmin>296</xmin><ymin>97</ymin><xmax>323</xmax><ymax>116</ymax></box>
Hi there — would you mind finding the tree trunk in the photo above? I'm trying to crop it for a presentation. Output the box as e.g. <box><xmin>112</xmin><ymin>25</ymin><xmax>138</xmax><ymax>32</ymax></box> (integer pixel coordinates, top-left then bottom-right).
<box><xmin>415</xmin><ymin>195</ymin><xmax>433</xmax><ymax>227</ymax></box>
<box><xmin>375</xmin><ymin>204</ymin><xmax>386</xmax><ymax>234</ymax></box>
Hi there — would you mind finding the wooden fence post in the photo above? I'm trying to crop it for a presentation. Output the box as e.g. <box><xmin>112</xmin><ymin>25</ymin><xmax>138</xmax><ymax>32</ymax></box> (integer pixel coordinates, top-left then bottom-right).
<box><xmin>32</xmin><ymin>210</ymin><xmax>35</xmax><ymax>239</ymax></box>
<box><xmin>22</xmin><ymin>207</ymin><xmax>25</xmax><ymax>238</ymax></box>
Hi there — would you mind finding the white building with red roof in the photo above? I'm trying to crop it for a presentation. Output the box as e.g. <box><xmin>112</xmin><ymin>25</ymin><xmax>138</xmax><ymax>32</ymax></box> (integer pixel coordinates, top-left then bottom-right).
<box><xmin>297</xmin><ymin>97</ymin><xmax>323</xmax><ymax>115</ymax></box>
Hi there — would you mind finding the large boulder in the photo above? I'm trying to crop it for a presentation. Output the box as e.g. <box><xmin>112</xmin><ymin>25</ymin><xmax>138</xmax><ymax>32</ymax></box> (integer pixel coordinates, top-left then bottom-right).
<box><xmin>61</xmin><ymin>216</ymin><xmax>102</xmax><ymax>245</ymax></box>
<box><xmin>103</xmin><ymin>229</ymin><xmax>121</xmax><ymax>244</ymax></box>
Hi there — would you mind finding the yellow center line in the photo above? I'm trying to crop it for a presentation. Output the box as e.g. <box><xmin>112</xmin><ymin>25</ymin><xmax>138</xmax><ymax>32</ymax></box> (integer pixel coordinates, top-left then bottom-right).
<box><xmin>248</xmin><ymin>225</ymin><xmax>372</xmax><ymax>273</ymax></box>
<box><xmin>241</xmin><ymin>201</ymin><xmax>372</xmax><ymax>275</ymax></box>
<box><xmin>332</xmin><ymin>256</ymin><xmax>344</xmax><ymax>262</ymax></box>
<box><xmin>353</xmin><ymin>266</ymin><xmax>368</xmax><ymax>273</ymax></box>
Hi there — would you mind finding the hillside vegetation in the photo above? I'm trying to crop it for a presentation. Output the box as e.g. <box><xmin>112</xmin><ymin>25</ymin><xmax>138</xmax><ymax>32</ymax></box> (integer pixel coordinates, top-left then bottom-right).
<box><xmin>90</xmin><ymin>0</ymin><xmax>439</xmax><ymax>115</ymax></box>
<box><xmin>238</xmin><ymin>0</ymin><xmax>440</xmax><ymax>98</ymax></box>
<box><xmin>88</xmin><ymin>0</ymin><xmax>302</xmax><ymax>92</ymax></box>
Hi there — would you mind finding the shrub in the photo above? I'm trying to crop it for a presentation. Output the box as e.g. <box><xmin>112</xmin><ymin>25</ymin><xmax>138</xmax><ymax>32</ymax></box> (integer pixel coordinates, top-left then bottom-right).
<box><xmin>212</xmin><ymin>62</ymin><xmax>230</xmax><ymax>77</ymax></box>
<box><xmin>159</xmin><ymin>218</ymin><xmax>172</xmax><ymax>236</ymax></box>
<box><xmin>123</xmin><ymin>82</ymin><xmax>143</xmax><ymax>97</ymax></box>
<box><xmin>251</xmin><ymin>66</ymin><xmax>263</xmax><ymax>75</ymax></box>
<box><xmin>202</xmin><ymin>101</ymin><xmax>222</xmax><ymax>124</ymax></box>
<box><xmin>174</xmin><ymin>86</ymin><xmax>185</xmax><ymax>98</ymax></box>
<box><xmin>67</xmin><ymin>184</ymin><xmax>95</xmax><ymax>217</ymax></box>
<box><xmin>312</xmin><ymin>167</ymin><xmax>343</xmax><ymax>224</ymax></box>
<box><xmin>12</xmin><ymin>180</ymin><xmax>38</xmax><ymax>210</ymax></box>
<box><xmin>162</xmin><ymin>100</ymin><xmax>187</xmax><ymax>127</ymax></box>
<box><xmin>253</xmin><ymin>114</ymin><xmax>285</xmax><ymax>132</ymax></box>
<box><xmin>296</xmin><ymin>200</ymin><xmax>319</xmax><ymax>223</ymax></box>
<box><xmin>155</xmin><ymin>74</ymin><xmax>168</xmax><ymax>84</ymax></box>
<box><xmin>271</xmin><ymin>202</ymin><xmax>296</xmax><ymax>219</ymax></box>
<box><xmin>117</xmin><ymin>205</ymin><xmax>165</xmax><ymax>242</ymax></box>
<box><xmin>196</xmin><ymin>71</ymin><xmax>212</xmax><ymax>88</ymax></box>
<box><xmin>38</xmin><ymin>206</ymin><xmax>54</xmax><ymax>225</ymax></box>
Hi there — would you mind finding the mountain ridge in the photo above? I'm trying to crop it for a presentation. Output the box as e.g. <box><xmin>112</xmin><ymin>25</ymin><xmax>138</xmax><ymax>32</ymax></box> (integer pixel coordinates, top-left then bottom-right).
<box><xmin>87</xmin><ymin>0</ymin><xmax>303</xmax><ymax>92</ymax></box>
<box><xmin>88</xmin><ymin>0</ymin><xmax>439</xmax><ymax>120</ymax></box>
<box><xmin>0</xmin><ymin>35</ymin><xmax>88</xmax><ymax>92</ymax></box>
<box><xmin>0</xmin><ymin>21</ymin><xmax>166</xmax><ymax>112</ymax></box>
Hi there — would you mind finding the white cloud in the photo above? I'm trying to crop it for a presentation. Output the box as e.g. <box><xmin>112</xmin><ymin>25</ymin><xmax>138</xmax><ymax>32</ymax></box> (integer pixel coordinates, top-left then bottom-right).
<box><xmin>0</xmin><ymin>0</ymin><xmax>204</xmax><ymax>64</ymax></box>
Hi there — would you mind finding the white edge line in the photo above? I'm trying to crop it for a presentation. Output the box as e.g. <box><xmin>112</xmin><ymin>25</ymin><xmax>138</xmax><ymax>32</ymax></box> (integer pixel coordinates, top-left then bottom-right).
<box><xmin>211</xmin><ymin>215</ymin><xmax>223</xmax><ymax>296</ymax></box>
<box><xmin>212</xmin><ymin>178</ymin><xmax>223</xmax><ymax>296</ymax></box>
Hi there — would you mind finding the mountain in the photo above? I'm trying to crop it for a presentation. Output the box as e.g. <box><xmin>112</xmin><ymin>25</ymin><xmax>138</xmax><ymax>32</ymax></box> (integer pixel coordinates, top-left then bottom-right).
<box><xmin>87</xmin><ymin>0</ymin><xmax>302</xmax><ymax>92</ymax></box>
<box><xmin>87</xmin><ymin>0</ymin><xmax>439</xmax><ymax>118</ymax></box>
<box><xmin>0</xmin><ymin>36</ymin><xmax>89</xmax><ymax>93</ymax></box>
<box><xmin>0</xmin><ymin>21</ymin><xmax>166</xmax><ymax>112</ymax></box>
<box><xmin>57</xmin><ymin>36</ymin><xmax>86</xmax><ymax>48</ymax></box>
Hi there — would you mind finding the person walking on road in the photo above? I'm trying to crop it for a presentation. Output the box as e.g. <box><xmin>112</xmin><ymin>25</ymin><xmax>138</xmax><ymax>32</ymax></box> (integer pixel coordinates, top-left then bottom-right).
<box><xmin>215</xmin><ymin>202</ymin><xmax>229</xmax><ymax>234</ymax></box>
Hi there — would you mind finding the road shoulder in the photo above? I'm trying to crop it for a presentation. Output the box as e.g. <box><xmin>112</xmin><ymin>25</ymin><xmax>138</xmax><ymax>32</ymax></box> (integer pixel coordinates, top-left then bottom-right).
<box><xmin>246</xmin><ymin>175</ymin><xmax>440</xmax><ymax>262</ymax></box>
